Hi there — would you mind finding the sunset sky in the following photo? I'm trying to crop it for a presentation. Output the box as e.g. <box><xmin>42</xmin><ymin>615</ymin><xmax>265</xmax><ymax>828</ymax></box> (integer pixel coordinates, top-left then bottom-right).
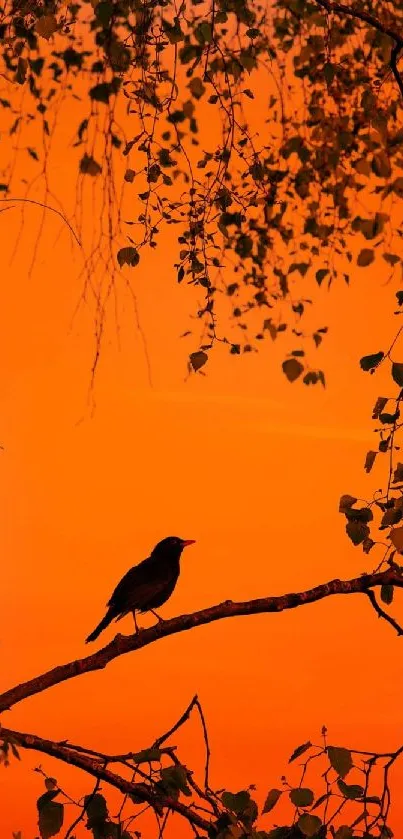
<box><xmin>1</xmin><ymin>63</ymin><xmax>403</xmax><ymax>838</ymax></box>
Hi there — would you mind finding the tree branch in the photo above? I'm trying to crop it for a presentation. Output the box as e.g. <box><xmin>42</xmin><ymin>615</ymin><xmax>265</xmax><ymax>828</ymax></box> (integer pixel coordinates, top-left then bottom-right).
<box><xmin>311</xmin><ymin>0</ymin><xmax>403</xmax><ymax>95</ymax></box>
<box><xmin>311</xmin><ymin>0</ymin><xmax>403</xmax><ymax>46</ymax></box>
<box><xmin>0</xmin><ymin>725</ymin><xmax>211</xmax><ymax>832</ymax></box>
<box><xmin>1</xmin><ymin>568</ymin><xmax>402</xmax><ymax>715</ymax></box>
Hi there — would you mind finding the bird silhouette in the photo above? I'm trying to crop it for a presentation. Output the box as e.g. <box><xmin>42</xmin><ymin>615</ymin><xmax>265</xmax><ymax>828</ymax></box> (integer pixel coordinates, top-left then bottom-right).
<box><xmin>85</xmin><ymin>536</ymin><xmax>195</xmax><ymax>643</ymax></box>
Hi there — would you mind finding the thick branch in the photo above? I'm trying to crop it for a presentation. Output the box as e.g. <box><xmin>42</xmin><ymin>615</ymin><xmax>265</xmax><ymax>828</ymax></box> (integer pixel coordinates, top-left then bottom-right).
<box><xmin>0</xmin><ymin>568</ymin><xmax>402</xmax><ymax>715</ymax></box>
<box><xmin>311</xmin><ymin>0</ymin><xmax>403</xmax><ymax>46</ymax></box>
<box><xmin>0</xmin><ymin>726</ymin><xmax>211</xmax><ymax>832</ymax></box>
<box><xmin>311</xmin><ymin>0</ymin><xmax>403</xmax><ymax>95</ymax></box>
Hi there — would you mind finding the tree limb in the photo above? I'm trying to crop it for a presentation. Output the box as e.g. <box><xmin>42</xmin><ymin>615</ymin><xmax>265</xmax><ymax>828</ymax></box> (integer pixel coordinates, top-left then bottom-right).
<box><xmin>0</xmin><ymin>725</ymin><xmax>211</xmax><ymax>832</ymax></box>
<box><xmin>311</xmin><ymin>0</ymin><xmax>403</xmax><ymax>46</ymax></box>
<box><xmin>1</xmin><ymin>568</ymin><xmax>402</xmax><ymax>715</ymax></box>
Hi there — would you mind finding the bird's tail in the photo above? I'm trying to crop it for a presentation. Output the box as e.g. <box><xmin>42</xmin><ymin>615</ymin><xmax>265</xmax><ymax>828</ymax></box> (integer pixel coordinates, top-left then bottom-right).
<box><xmin>85</xmin><ymin>607</ymin><xmax>116</xmax><ymax>643</ymax></box>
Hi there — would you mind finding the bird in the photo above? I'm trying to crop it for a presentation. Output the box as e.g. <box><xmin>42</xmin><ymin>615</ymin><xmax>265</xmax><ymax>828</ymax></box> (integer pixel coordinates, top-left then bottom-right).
<box><xmin>85</xmin><ymin>536</ymin><xmax>195</xmax><ymax>643</ymax></box>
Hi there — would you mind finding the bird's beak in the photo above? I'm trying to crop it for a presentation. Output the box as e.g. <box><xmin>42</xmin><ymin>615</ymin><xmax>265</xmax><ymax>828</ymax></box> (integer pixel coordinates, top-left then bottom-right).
<box><xmin>182</xmin><ymin>539</ymin><xmax>196</xmax><ymax>547</ymax></box>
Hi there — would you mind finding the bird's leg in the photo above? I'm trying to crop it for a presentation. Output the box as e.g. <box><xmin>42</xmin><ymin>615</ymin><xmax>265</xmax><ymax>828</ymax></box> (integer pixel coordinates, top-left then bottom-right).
<box><xmin>150</xmin><ymin>609</ymin><xmax>165</xmax><ymax>623</ymax></box>
<box><xmin>132</xmin><ymin>610</ymin><xmax>139</xmax><ymax>633</ymax></box>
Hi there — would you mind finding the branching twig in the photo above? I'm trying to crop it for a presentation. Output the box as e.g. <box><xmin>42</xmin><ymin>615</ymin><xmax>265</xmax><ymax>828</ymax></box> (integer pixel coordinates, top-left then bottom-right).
<box><xmin>0</xmin><ymin>725</ymin><xmax>211</xmax><ymax>832</ymax></box>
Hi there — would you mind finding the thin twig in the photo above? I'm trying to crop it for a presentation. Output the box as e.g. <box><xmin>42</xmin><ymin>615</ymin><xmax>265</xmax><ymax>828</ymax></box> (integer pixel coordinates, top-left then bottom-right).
<box><xmin>365</xmin><ymin>590</ymin><xmax>403</xmax><ymax>636</ymax></box>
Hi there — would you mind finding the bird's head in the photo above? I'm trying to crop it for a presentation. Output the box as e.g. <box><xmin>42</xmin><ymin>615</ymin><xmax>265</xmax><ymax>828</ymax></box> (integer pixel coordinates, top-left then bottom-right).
<box><xmin>152</xmin><ymin>536</ymin><xmax>196</xmax><ymax>559</ymax></box>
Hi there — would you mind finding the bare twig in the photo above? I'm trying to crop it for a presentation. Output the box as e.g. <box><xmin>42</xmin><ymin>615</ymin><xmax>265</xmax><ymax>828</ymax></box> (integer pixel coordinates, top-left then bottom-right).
<box><xmin>365</xmin><ymin>590</ymin><xmax>403</xmax><ymax>636</ymax></box>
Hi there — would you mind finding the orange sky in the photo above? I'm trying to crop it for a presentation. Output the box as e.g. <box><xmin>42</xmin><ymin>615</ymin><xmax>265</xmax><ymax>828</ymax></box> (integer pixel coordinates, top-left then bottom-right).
<box><xmin>1</xmin><ymin>85</ymin><xmax>403</xmax><ymax>837</ymax></box>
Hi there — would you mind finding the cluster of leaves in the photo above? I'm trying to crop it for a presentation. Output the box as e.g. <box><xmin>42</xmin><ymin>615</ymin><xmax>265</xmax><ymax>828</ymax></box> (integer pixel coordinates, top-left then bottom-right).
<box><xmin>339</xmin><ymin>321</ymin><xmax>403</xmax><ymax>599</ymax></box>
<box><xmin>22</xmin><ymin>733</ymin><xmax>399</xmax><ymax>839</ymax></box>
<box><xmin>210</xmin><ymin>734</ymin><xmax>396</xmax><ymax>838</ymax></box>
<box><xmin>2</xmin><ymin>0</ymin><xmax>403</xmax><ymax>375</ymax></box>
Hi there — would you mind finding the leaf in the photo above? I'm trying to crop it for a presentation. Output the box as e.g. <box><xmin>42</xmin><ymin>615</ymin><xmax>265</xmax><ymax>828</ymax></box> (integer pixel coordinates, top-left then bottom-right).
<box><xmin>315</xmin><ymin>269</ymin><xmax>329</xmax><ymax>285</ymax></box>
<box><xmin>37</xmin><ymin>793</ymin><xmax>64</xmax><ymax>839</ymax></box>
<box><xmin>35</xmin><ymin>14</ymin><xmax>58</xmax><ymax>38</ymax></box>
<box><xmin>357</xmin><ymin>248</ymin><xmax>374</xmax><ymax>267</ymax></box>
<box><xmin>282</xmin><ymin>358</ymin><xmax>303</xmax><ymax>383</ymax></box>
<box><xmin>394</xmin><ymin>462</ymin><xmax>403</xmax><ymax>483</ymax></box>
<box><xmin>189</xmin><ymin>77</ymin><xmax>205</xmax><ymax>99</ymax></box>
<box><xmin>339</xmin><ymin>494</ymin><xmax>357</xmax><ymax>512</ymax></box>
<box><xmin>380</xmin><ymin>508</ymin><xmax>402</xmax><ymax>527</ymax></box>
<box><xmin>392</xmin><ymin>362</ymin><xmax>403</xmax><ymax>387</ymax></box>
<box><xmin>390</xmin><ymin>526</ymin><xmax>403</xmax><ymax>552</ymax></box>
<box><xmin>132</xmin><ymin>748</ymin><xmax>161</xmax><ymax>763</ymax></box>
<box><xmin>372</xmin><ymin>397</ymin><xmax>388</xmax><ymax>419</ymax></box>
<box><xmin>337</xmin><ymin>779</ymin><xmax>363</xmax><ymax>800</ymax></box>
<box><xmin>222</xmin><ymin>791</ymin><xmax>248</xmax><ymax>812</ymax></box>
<box><xmin>15</xmin><ymin>57</ymin><xmax>28</xmax><ymax>85</ymax></box>
<box><xmin>297</xmin><ymin>813</ymin><xmax>322</xmax><ymax>836</ymax></box>
<box><xmin>364</xmin><ymin>451</ymin><xmax>376</xmax><ymax>473</ymax></box>
<box><xmin>289</xmin><ymin>788</ymin><xmax>314</xmax><ymax>808</ymax></box>
<box><xmin>79</xmin><ymin>154</ymin><xmax>102</xmax><ymax>176</ymax></box>
<box><xmin>311</xmin><ymin>792</ymin><xmax>330</xmax><ymax>810</ymax></box>
<box><xmin>190</xmin><ymin>350</ymin><xmax>208</xmax><ymax>372</ymax></box>
<box><xmin>288</xmin><ymin>262</ymin><xmax>309</xmax><ymax>276</ymax></box>
<box><xmin>117</xmin><ymin>247</ymin><xmax>140</xmax><ymax>268</ymax></box>
<box><xmin>334</xmin><ymin>828</ymin><xmax>353</xmax><ymax>839</ymax></box>
<box><xmin>363</xmin><ymin>537</ymin><xmax>375</xmax><ymax>554</ymax></box>
<box><xmin>372</xmin><ymin>151</ymin><xmax>391</xmax><ymax>178</ymax></box>
<box><xmin>323</xmin><ymin>62</ymin><xmax>335</xmax><ymax>85</ymax></box>
<box><xmin>344</xmin><ymin>506</ymin><xmax>374</xmax><ymax>522</ymax></box>
<box><xmin>84</xmin><ymin>792</ymin><xmax>108</xmax><ymax>824</ymax></box>
<box><xmin>327</xmin><ymin>746</ymin><xmax>353</xmax><ymax>778</ymax></box>
<box><xmin>89</xmin><ymin>82</ymin><xmax>119</xmax><ymax>104</ymax></box>
<box><xmin>45</xmin><ymin>778</ymin><xmax>58</xmax><ymax>791</ymax></box>
<box><xmin>381</xmin><ymin>584</ymin><xmax>394</xmax><ymax>605</ymax></box>
<box><xmin>346</xmin><ymin>521</ymin><xmax>369</xmax><ymax>546</ymax></box>
<box><xmin>289</xmin><ymin>741</ymin><xmax>312</xmax><ymax>763</ymax></box>
<box><xmin>124</xmin><ymin>169</ymin><xmax>135</xmax><ymax>183</ymax></box>
<box><xmin>222</xmin><ymin>790</ymin><xmax>258</xmax><ymax>825</ymax></box>
<box><xmin>359</xmin><ymin>352</ymin><xmax>384</xmax><ymax>372</ymax></box>
<box><xmin>383</xmin><ymin>253</ymin><xmax>400</xmax><ymax>266</ymax></box>
<box><xmin>379</xmin><ymin>410</ymin><xmax>400</xmax><ymax>424</ymax></box>
<box><xmin>195</xmin><ymin>21</ymin><xmax>213</xmax><ymax>44</ymax></box>
<box><xmin>262</xmin><ymin>788</ymin><xmax>282</xmax><ymax>814</ymax></box>
<box><xmin>163</xmin><ymin>19</ymin><xmax>184</xmax><ymax>43</ymax></box>
<box><xmin>160</xmin><ymin>765</ymin><xmax>191</xmax><ymax>796</ymax></box>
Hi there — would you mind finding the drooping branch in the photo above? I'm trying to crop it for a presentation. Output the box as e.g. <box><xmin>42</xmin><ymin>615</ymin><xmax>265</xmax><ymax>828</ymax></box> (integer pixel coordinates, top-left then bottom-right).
<box><xmin>0</xmin><ymin>725</ymin><xmax>211</xmax><ymax>832</ymax></box>
<box><xmin>0</xmin><ymin>198</ymin><xmax>82</xmax><ymax>249</ymax></box>
<box><xmin>0</xmin><ymin>568</ymin><xmax>402</xmax><ymax>716</ymax></box>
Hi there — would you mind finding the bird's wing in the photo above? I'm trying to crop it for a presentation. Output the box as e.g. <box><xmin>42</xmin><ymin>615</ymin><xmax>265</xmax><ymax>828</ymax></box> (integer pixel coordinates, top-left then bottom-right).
<box><xmin>107</xmin><ymin>562</ymin><xmax>149</xmax><ymax>607</ymax></box>
<box><xmin>108</xmin><ymin>556</ymin><xmax>172</xmax><ymax>610</ymax></box>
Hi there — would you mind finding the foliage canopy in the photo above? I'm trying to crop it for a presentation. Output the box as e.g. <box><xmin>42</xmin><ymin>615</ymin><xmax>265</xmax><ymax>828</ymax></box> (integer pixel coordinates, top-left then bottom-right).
<box><xmin>2</xmin><ymin>0</ymin><xmax>403</xmax><ymax>376</ymax></box>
